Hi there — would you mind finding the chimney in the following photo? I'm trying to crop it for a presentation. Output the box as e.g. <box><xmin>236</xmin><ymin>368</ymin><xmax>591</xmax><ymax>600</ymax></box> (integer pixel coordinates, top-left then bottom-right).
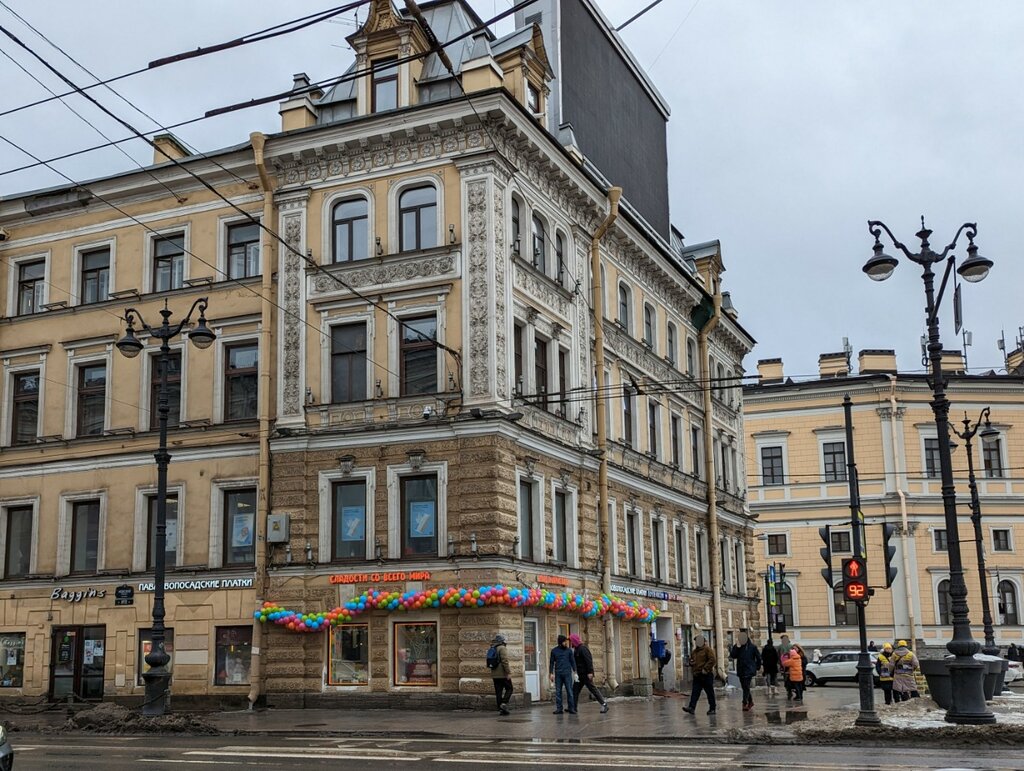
<box><xmin>757</xmin><ymin>358</ymin><xmax>784</xmax><ymax>384</ymax></box>
<box><xmin>152</xmin><ymin>133</ymin><xmax>190</xmax><ymax>165</ymax></box>
<box><xmin>818</xmin><ymin>352</ymin><xmax>849</xmax><ymax>379</ymax></box>
<box><xmin>858</xmin><ymin>349</ymin><xmax>897</xmax><ymax>375</ymax></box>
<box><xmin>940</xmin><ymin>349</ymin><xmax>966</xmax><ymax>375</ymax></box>
<box><xmin>279</xmin><ymin>73</ymin><xmax>321</xmax><ymax>132</ymax></box>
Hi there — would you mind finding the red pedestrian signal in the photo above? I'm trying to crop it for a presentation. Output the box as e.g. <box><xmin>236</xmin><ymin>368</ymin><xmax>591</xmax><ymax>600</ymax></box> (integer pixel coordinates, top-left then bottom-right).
<box><xmin>842</xmin><ymin>556</ymin><xmax>868</xmax><ymax>603</ymax></box>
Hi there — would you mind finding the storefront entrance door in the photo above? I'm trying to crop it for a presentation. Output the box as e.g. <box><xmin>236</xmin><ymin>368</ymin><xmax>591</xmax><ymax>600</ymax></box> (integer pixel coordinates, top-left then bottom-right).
<box><xmin>523</xmin><ymin>618</ymin><xmax>540</xmax><ymax>702</ymax></box>
<box><xmin>50</xmin><ymin>626</ymin><xmax>106</xmax><ymax>700</ymax></box>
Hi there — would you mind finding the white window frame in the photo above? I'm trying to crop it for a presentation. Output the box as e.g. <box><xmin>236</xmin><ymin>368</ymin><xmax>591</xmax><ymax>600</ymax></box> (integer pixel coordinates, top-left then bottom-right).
<box><xmin>138</xmin><ymin>342</ymin><xmax>188</xmax><ymax>432</ymax></box>
<box><xmin>212</xmin><ymin>332</ymin><xmax>259</xmax><ymax>424</ymax></box>
<box><xmin>623</xmin><ymin>504</ymin><xmax>645</xmax><ymax>578</ymax></box>
<box><xmin>549</xmin><ymin>480</ymin><xmax>579</xmax><ymax>568</ymax></box>
<box><xmin>917</xmin><ymin>428</ymin><xmax>941</xmax><ymax>478</ymax></box>
<box><xmin>649</xmin><ymin>511</ymin><xmax>668</xmax><ymax>582</ymax></box>
<box><xmin>71</xmin><ymin>237</ymin><xmax>117</xmax><ymax>306</ymax></box>
<box><xmin>387</xmin><ymin>459</ymin><xmax>448</xmax><ymax>560</ymax></box>
<box><xmin>780</xmin><ymin>579</ymin><xmax>799</xmax><ymax>627</ymax></box>
<box><xmin>990</xmin><ymin>526</ymin><xmax>1014</xmax><ymax>553</ymax></box>
<box><xmin>608</xmin><ymin>498</ymin><xmax>618</xmax><ymax>574</ymax></box>
<box><xmin>217</xmin><ymin>211</ymin><xmax>263</xmax><ymax>278</ymax></box>
<box><xmin>694</xmin><ymin>527</ymin><xmax>709</xmax><ymax>588</ymax></box>
<box><xmin>981</xmin><ymin>434</ymin><xmax>1007</xmax><ymax>478</ymax></box>
<box><xmin>720</xmin><ymin>537</ymin><xmax>732</xmax><ymax>594</ymax></box>
<box><xmin>6</xmin><ymin>251</ymin><xmax>50</xmax><ymax>316</ymax></box>
<box><xmin>734</xmin><ymin>539</ymin><xmax>746</xmax><ymax>595</ymax></box>
<box><xmin>931</xmin><ymin>573</ymin><xmax>952</xmax><ymax>626</ymax></box>
<box><xmin>64</xmin><ymin>350</ymin><xmax>112</xmax><ymax>440</ymax></box>
<box><xmin>320</xmin><ymin>188</ymin><xmax>374</xmax><ymax>266</ymax></box>
<box><xmin>754</xmin><ymin>432</ymin><xmax>790</xmax><ymax>486</ymax></box>
<box><xmin>830</xmin><ymin>528</ymin><xmax>853</xmax><ymax>555</ymax></box>
<box><xmin>2</xmin><ymin>356</ymin><xmax>46</xmax><ymax>446</ymax></box>
<box><xmin>674</xmin><ymin>521</ymin><xmax>690</xmax><ymax>586</ymax></box>
<box><xmin>931</xmin><ymin>526</ymin><xmax>949</xmax><ymax>553</ymax></box>
<box><xmin>0</xmin><ymin>497</ymin><xmax>39</xmax><ymax>577</ymax></box>
<box><xmin>321</xmin><ymin>310</ymin><xmax>376</xmax><ymax>404</ymax></box>
<box><xmin>388</xmin><ymin>303</ymin><xmax>446</xmax><ymax>398</ymax></box>
<box><xmin>388</xmin><ymin>175</ymin><xmax>444</xmax><ymax>255</ymax></box>
<box><xmin>514</xmin><ymin>469</ymin><xmax>545</xmax><ymax>561</ymax></box>
<box><xmin>57</xmin><ymin>490</ymin><xmax>108</xmax><ymax>577</ymax></box>
<box><xmin>817</xmin><ymin>429</ymin><xmax>847</xmax><ymax>483</ymax></box>
<box><xmin>994</xmin><ymin>576</ymin><xmax>1022</xmax><ymax>626</ymax></box>
<box><xmin>143</xmin><ymin>224</ymin><xmax>191</xmax><ymax>294</ymax></box>
<box><xmin>319</xmin><ymin>466</ymin><xmax>376</xmax><ymax>562</ymax></box>
<box><xmin>207</xmin><ymin>478</ymin><xmax>259</xmax><ymax>568</ymax></box>
<box><xmin>765</xmin><ymin>531</ymin><xmax>789</xmax><ymax>558</ymax></box>
<box><xmin>132</xmin><ymin>483</ymin><xmax>186</xmax><ymax>572</ymax></box>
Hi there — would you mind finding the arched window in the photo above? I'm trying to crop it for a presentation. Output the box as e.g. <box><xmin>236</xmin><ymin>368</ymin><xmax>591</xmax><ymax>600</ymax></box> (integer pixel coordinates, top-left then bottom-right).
<box><xmin>617</xmin><ymin>284</ymin><xmax>631</xmax><ymax>332</ymax></box>
<box><xmin>531</xmin><ymin>214</ymin><xmax>547</xmax><ymax>273</ymax></box>
<box><xmin>643</xmin><ymin>304</ymin><xmax>656</xmax><ymax>348</ymax></box>
<box><xmin>398</xmin><ymin>185</ymin><xmax>437</xmax><ymax>252</ymax></box>
<box><xmin>833</xmin><ymin>583</ymin><xmax>857</xmax><ymax>626</ymax></box>
<box><xmin>555</xmin><ymin>233</ymin><xmax>565</xmax><ymax>283</ymax></box>
<box><xmin>999</xmin><ymin>580</ymin><xmax>1019</xmax><ymax>625</ymax></box>
<box><xmin>331</xmin><ymin>197</ymin><xmax>369</xmax><ymax>263</ymax></box>
<box><xmin>937</xmin><ymin>578</ymin><xmax>953</xmax><ymax>625</ymax></box>
<box><xmin>666</xmin><ymin>322</ymin><xmax>677</xmax><ymax>366</ymax></box>
<box><xmin>686</xmin><ymin>339</ymin><xmax>696</xmax><ymax>376</ymax></box>
<box><xmin>778</xmin><ymin>582</ymin><xmax>795</xmax><ymax>628</ymax></box>
<box><xmin>511</xmin><ymin>197</ymin><xmax>521</xmax><ymax>253</ymax></box>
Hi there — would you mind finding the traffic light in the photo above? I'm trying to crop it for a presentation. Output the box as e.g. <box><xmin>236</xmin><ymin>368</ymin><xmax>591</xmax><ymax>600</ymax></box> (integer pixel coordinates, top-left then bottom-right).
<box><xmin>819</xmin><ymin>525</ymin><xmax>833</xmax><ymax>587</ymax></box>
<box><xmin>881</xmin><ymin>523</ymin><xmax>898</xmax><ymax>588</ymax></box>
<box><xmin>842</xmin><ymin>556</ymin><xmax>869</xmax><ymax>603</ymax></box>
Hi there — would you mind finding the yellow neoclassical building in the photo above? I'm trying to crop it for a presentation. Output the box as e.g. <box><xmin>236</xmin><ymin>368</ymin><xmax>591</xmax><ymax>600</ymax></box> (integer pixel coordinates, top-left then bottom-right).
<box><xmin>745</xmin><ymin>348</ymin><xmax>1024</xmax><ymax>653</ymax></box>
<box><xmin>0</xmin><ymin>0</ymin><xmax>756</xmax><ymax>707</ymax></box>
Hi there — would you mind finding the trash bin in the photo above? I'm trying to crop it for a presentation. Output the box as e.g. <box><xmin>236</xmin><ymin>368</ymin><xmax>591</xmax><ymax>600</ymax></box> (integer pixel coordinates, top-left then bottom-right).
<box><xmin>650</xmin><ymin>639</ymin><xmax>667</xmax><ymax>660</ymax></box>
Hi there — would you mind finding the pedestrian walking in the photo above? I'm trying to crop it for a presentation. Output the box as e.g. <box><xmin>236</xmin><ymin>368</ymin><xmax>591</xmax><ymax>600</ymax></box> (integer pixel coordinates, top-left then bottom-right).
<box><xmin>487</xmin><ymin>633</ymin><xmax>513</xmax><ymax>715</ymax></box>
<box><xmin>782</xmin><ymin>643</ymin><xmax>805</xmax><ymax>702</ymax></box>
<box><xmin>875</xmin><ymin>642</ymin><xmax>894</xmax><ymax>705</ymax></box>
<box><xmin>729</xmin><ymin>631</ymin><xmax>762</xmax><ymax>711</ymax></box>
<box><xmin>682</xmin><ymin>634</ymin><xmax>717</xmax><ymax>715</ymax></box>
<box><xmin>868</xmin><ymin>640</ymin><xmax>878</xmax><ymax>652</ymax></box>
<box><xmin>889</xmin><ymin>640</ymin><xmax>920</xmax><ymax>703</ymax></box>
<box><xmin>812</xmin><ymin>648</ymin><xmax>823</xmax><ymax>665</ymax></box>
<box><xmin>1008</xmin><ymin>642</ymin><xmax>1020</xmax><ymax>662</ymax></box>
<box><xmin>761</xmin><ymin>638</ymin><xmax>780</xmax><ymax>696</ymax></box>
<box><xmin>549</xmin><ymin>634</ymin><xmax>577</xmax><ymax>714</ymax></box>
<box><xmin>569</xmin><ymin>633</ymin><xmax>609</xmax><ymax>713</ymax></box>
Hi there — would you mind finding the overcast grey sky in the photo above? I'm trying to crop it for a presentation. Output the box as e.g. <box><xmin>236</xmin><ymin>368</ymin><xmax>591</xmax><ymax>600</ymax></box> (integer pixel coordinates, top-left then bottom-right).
<box><xmin>1</xmin><ymin>1</ymin><xmax>1020</xmax><ymax>380</ymax></box>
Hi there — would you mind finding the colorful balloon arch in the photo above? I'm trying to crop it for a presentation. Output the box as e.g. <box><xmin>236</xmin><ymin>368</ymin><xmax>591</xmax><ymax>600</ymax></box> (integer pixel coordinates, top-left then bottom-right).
<box><xmin>255</xmin><ymin>585</ymin><xmax>659</xmax><ymax>633</ymax></box>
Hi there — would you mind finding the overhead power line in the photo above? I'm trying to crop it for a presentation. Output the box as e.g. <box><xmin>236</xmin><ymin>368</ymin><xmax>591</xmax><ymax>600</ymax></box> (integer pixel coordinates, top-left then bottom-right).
<box><xmin>616</xmin><ymin>0</ymin><xmax>667</xmax><ymax>32</ymax></box>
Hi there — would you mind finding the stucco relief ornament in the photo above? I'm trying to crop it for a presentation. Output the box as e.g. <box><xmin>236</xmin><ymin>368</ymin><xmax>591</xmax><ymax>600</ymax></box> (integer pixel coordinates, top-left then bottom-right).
<box><xmin>466</xmin><ymin>181</ymin><xmax>490</xmax><ymax>396</ymax></box>
<box><xmin>281</xmin><ymin>217</ymin><xmax>304</xmax><ymax>414</ymax></box>
<box><xmin>305</xmin><ymin>164</ymin><xmax>322</xmax><ymax>181</ymax></box>
<box><xmin>327</xmin><ymin>160</ymin><xmax>343</xmax><ymax>177</ymax></box>
<box><xmin>493</xmin><ymin>184</ymin><xmax>507</xmax><ymax>399</ymax></box>
<box><xmin>373</xmin><ymin>151</ymin><xmax>388</xmax><ymax>168</ymax></box>
<box><xmin>312</xmin><ymin>255</ymin><xmax>456</xmax><ymax>293</ymax></box>
<box><xmin>442</xmin><ymin>136</ymin><xmax>459</xmax><ymax>153</ymax></box>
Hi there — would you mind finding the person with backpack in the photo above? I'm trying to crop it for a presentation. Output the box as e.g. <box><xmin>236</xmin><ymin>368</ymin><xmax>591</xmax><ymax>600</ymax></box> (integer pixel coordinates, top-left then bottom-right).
<box><xmin>549</xmin><ymin>634</ymin><xmax>577</xmax><ymax>714</ymax></box>
<box><xmin>570</xmin><ymin>633</ymin><xmax>608</xmax><ymax>713</ymax></box>
<box><xmin>729</xmin><ymin>631</ymin><xmax>762</xmax><ymax>711</ymax></box>
<box><xmin>682</xmin><ymin>634</ymin><xmax>717</xmax><ymax>715</ymax></box>
<box><xmin>761</xmin><ymin>638</ymin><xmax>780</xmax><ymax>696</ymax></box>
<box><xmin>876</xmin><ymin>642</ymin><xmax>895</xmax><ymax>705</ymax></box>
<box><xmin>487</xmin><ymin>633</ymin><xmax>513</xmax><ymax>715</ymax></box>
<box><xmin>889</xmin><ymin>640</ymin><xmax>920</xmax><ymax>703</ymax></box>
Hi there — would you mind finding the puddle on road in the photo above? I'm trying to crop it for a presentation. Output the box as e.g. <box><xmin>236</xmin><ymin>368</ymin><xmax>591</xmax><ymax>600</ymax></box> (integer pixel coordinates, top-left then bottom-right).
<box><xmin>764</xmin><ymin>709</ymin><xmax>808</xmax><ymax>725</ymax></box>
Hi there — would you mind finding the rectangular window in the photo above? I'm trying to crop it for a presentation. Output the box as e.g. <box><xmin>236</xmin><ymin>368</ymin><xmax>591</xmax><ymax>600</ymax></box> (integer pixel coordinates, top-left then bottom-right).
<box><xmin>823</xmin><ymin>441</ymin><xmax>847</xmax><ymax>482</ymax></box>
<box><xmin>394</xmin><ymin>622</ymin><xmax>437</xmax><ymax>686</ymax></box>
<box><xmin>720</xmin><ymin>444</ymin><xmax>730</xmax><ymax>490</ymax></box>
<box><xmin>331</xmin><ymin>323</ymin><xmax>367</xmax><ymax>403</ymax></box>
<box><xmin>830</xmin><ymin>530</ymin><xmax>852</xmax><ymax>554</ymax></box>
<box><xmin>647</xmin><ymin>401</ymin><xmax>658</xmax><ymax>458</ymax></box>
<box><xmin>371</xmin><ymin>58</ymin><xmax>398</xmax><ymax>113</ymax></box>
<box><xmin>623</xmin><ymin>392</ymin><xmax>633</xmax><ymax>448</ymax></box>
<box><xmin>137</xmin><ymin>628</ymin><xmax>174</xmax><ymax>685</ymax></box>
<box><xmin>675</xmin><ymin>527</ymin><xmax>686</xmax><ymax>584</ymax></box>
<box><xmin>670</xmin><ymin>415</ymin><xmax>682</xmax><ymax>468</ymax></box>
<box><xmin>226</xmin><ymin>221</ymin><xmax>260</xmax><ymax>279</ymax></box>
<box><xmin>760</xmin><ymin>446</ymin><xmax>784</xmax><ymax>486</ymax></box>
<box><xmin>993</xmin><ymin>529</ymin><xmax>1012</xmax><ymax>552</ymax></box>
<box><xmin>223</xmin><ymin>488</ymin><xmax>256</xmax><ymax>565</ymax></box>
<box><xmin>734</xmin><ymin>542</ymin><xmax>743</xmax><ymax>593</ymax></box>
<box><xmin>934</xmin><ymin>528</ymin><xmax>948</xmax><ymax>552</ymax></box>
<box><xmin>534</xmin><ymin>338</ymin><xmax>548</xmax><ymax>408</ymax></box>
<box><xmin>720</xmin><ymin>540</ymin><xmax>729</xmax><ymax>586</ymax></box>
<box><xmin>924</xmin><ymin>438</ymin><xmax>941</xmax><ymax>478</ymax></box>
<box><xmin>666</xmin><ymin>323</ymin><xmax>677</xmax><ymax>366</ymax></box>
<box><xmin>691</xmin><ymin>427</ymin><xmax>702</xmax><ymax>479</ymax></box>
<box><xmin>767</xmin><ymin>533</ymin><xmax>788</xmax><ymax>556</ymax></box>
<box><xmin>11</xmin><ymin>371</ymin><xmax>40</xmax><ymax>445</ymax></box>
<box><xmin>652</xmin><ymin>519</ymin><xmax>664</xmax><ymax>581</ymax></box>
<box><xmin>146</xmin><ymin>494</ymin><xmax>178</xmax><ymax>570</ymax></box>
<box><xmin>625</xmin><ymin>510</ymin><xmax>638</xmax><ymax>576</ymax></box>
<box><xmin>71</xmin><ymin>500</ymin><xmax>100</xmax><ymax>574</ymax></box>
<box><xmin>513</xmin><ymin>324</ymin><xmax>524</xmax><ymax>393</ymax></box>
<box><xmin>224</xmin><ymin>343</ymin><xmax>258</xmax><ymax>421</ymax></box>
<box><xmin>4</xmin><ymin>506</ymin><xmax>32</xmax><ymax>578</ymax></box>
<box><xmin>0</xmin><ymin>633</ymin><xmax>25</xmax><ymax>687</ymax></box>
<box><xmin>696</xmin><ymin>531</ymin><xmax>707</xmax><ymax>588</ymax></box>
<box><xmin>17</xmin><ymin>259</ymin><xmax>45</xmax><ymax>315</ymax></box>
<box><xmin>557</xmin><ymin>349</ymin><xmax>568</xmax><ymax>415</ymax></box>
<box><xmin>982</xmin><ymin>438</ymin><xmax>1004</xmax><ymax>479</ymax></box>
<box><xmin>214</xmin><ymin>626</ymin><xmax>252</xmax><ymax>685</ymax></box>
<box><xmin>77</xmin><ymin>363</ymin><xmax>106</xmax><ymax>437</ymax></box>
<box><xmin>526</xmin><ymin>82</ymin><xmax>540</xmax><ymax>113</ymax></box>
<box><xmin>79</xmin><ymin>247</ymin><xmax>110</xmax><ymax>305</ymax></box>
<box><xmin>332</xmin><ymin>480</ymin><xmax>367</xmax><ymax>561</ymax></box>
<box><xmin>518</xmin><ymin>479</ymin><xmax>534</xmax><ymax>561</ymax></box>
<box><xmin>553</xmin><ymin>489</ymin><xmax>568</xmax><ymax>564</ymax></box>
<box><xmin>400</xmin><ymin>316</ymin><xmax>437</xmax><ymax>396</ymax></box>
<box><xmin>150</xmin><ymin>351</ymin><xmax>182</xmax><ymax>430</ymax></box>
<box><xmin>328</xmin><ymin>624</ymin><xmax>369</xmax><ymax>685</ymax></box>
<box><xmin>152</xmin><ymin>233</ymin><xmax>185</xmax><ymax>292</ymax></box>
<box><xmin>401</xmin><ymin>475</ymin><xmax>437</xmax><ymax>558</ymax></box>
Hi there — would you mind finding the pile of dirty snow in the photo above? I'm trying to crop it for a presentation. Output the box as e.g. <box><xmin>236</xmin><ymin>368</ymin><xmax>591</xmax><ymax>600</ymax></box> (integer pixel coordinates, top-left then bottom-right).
<box><xmin>59</xmin><ymin>702</ymin><xmax>218</xmax><ymax>735</ymax></box>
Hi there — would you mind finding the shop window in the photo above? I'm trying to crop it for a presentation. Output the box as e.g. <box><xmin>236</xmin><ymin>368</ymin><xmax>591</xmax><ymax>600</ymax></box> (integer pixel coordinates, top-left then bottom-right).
<box><xmin>150</xmin><ymin>351</ymin><xmax>182</xmax><ymax>430</ymax></box>
<box><xmin>0</xmin><ymin>633</ymin><xmax>24</xmax><ymax>687</ymax></box>
<box><xmin>76</xmin><ymin>363</ymin><xmax>106</xmax><ymax>437</ymax></box>
<box><xmin>399</xmin><ymin>315</ymin><xmax>437</xmax><ymax>396</ymax></box>
<box><xmin>394</xmin><ymin>622</ymin><xmax>437</xmax><ymax>686</ymax></box>
<box><xmin>11</xmin><ymin>370</ymin><xmax>40</xmax><ymax>445</ymax></box>
<box><xmin>223</xmin><ymin>488</ymin><xmax>256</xmax><ymax>565</ymax></box>
<box><xmin>137</xmin><ymin>628</ymin><xmax>174</xmax><ymax>685</ymax></box>
<box><xmin>401</xmin><ymin>475</ymin><xmax>437</xmax><ymax>558</ymax></box>
<box><xmin>328</xmin><ymin>624</ymin><xmax>369</xmax><ymax>685</ymax></box>
<box><xmin>71</xmin><ymin>500</ymin><xmax>100</xmax><ymax>574</ymax></box>
<box><xmin>332</xmin><ymin>480</ymin><xmax>367</xmax><ymax>561</ymax></box>
<box><xmin>331</xmin><ymin>198</ymin><xmax>369</xmax><ymax>263</ymax></box>
<box><xmin>214</xmin><ymin>626</ymin><xmax>252</xmax><ymax>685</ymax></box>
<box><xmin>146</xmin><ymin>494</ymin><xmax>178</xmax><ymax>570</ymax></box>
<box><xmin>226</xmin><ymin>221</ymin><xmax>260</xmax><ymax>279</ymax></box>
<box><xmin>331</xmin><ymin>322</ymin><xmax>368</xmax><ymax>403</ymax></box>
<box><xmin>224</xmin><ymin>343</ymin><xmax>258</xmax><ymax>421</ymax></box>
<box><xmin>152</xmin><ymin>233</ymin><xmax>185</xmax><ymax>292</ymax></box>
<box><xmin>4</xmin><ymin>505</ymin><xmax>32</xmax><ymax>578</ymax></box>
<box><xmin>398</xmin><ymin>185</ymin><xmax>437</xmax><ymax>252</ymax></box>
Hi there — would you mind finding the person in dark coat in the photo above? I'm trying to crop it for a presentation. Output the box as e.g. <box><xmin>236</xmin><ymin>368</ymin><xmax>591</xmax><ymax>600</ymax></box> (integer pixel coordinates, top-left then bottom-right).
<box><xmin>682</xmin><ymin>634</ymin><xmax>717</xmax><ymax>715</ymax></box>
<box><xmin>569</xmin><ymin>633</ymin><xmax>608</xmax><ymax>713</ymax></box>
<box><xmin>1008</xmin><ymin>643</ymin><xmax>1020</xmax><ymax>662</ymax></box>
<box><xmin>761</xmin><ymin>638</ymin><xmax>780</xmax><ymax>696</ymax></box>
<box><xmin>489</xmin><ymin>633</ymin><xmax>513</xmax><ymax>715</ymax></box>
<box><xmin>549</xmin><ymin>635</ymin><xmax>577</xmax><ymax>714</ymax></box>
<box><xmin>730</xmin><ymin>632</ymin><xmax>762</xmax><ymax>710</ymax></box>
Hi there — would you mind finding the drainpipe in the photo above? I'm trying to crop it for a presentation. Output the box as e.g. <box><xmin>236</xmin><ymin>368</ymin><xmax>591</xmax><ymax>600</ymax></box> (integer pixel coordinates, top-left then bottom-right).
<box><xmin>590</xmin><ymin>186</ymin><xmax>622</xmax><ymax>691</ymax></box>
<box><xmin>697</xmin><ymin>283</ymin><xmax>725</xmax><ymax>675</ymax></box>
<box><xmin>888</xmin><ymin>374</ymin><xmax>917</xmax><ymax>651</ymax></box>
<box><xmin>248</xmin><ymin>132</ymin><xmax>276</xmax><ymax>707</ymax></box>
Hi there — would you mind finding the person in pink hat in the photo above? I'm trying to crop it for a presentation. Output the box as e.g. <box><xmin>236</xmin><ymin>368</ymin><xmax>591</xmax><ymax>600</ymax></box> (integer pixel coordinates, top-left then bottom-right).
<box><xmin>570</xmin><ymin>633</ymin><xmax>609</xmax><ymax>713</ymax></box>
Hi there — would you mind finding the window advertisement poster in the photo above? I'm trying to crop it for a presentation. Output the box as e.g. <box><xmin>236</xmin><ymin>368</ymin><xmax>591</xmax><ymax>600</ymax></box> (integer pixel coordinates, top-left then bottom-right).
<box><xmin>408</xmin><ymin>501</ymin><xmax>435</xmax><ymax>539</ymax></box>
<box><xmin>341</xmin><ymin>506</ymin><xmax>365</xmax><ymax>542</ymax></box>
<box><xmin>0</xmin><ymin>633</ymin><xmax>25</xmax><ymax>687</ymax></box>
<box><xmin>83</xmin><ymin>639</ymin><xmax>96</xmax><ymax>665</ymax></box>
<box><xmin>165</xmin><ymin>515</ymin><xmax>178</xmax><ymax>551</ymax></box>
<box><xmin>232</xmin><ymin>512</ymin><xmax>254</xmax><ymax>549</ymax></box>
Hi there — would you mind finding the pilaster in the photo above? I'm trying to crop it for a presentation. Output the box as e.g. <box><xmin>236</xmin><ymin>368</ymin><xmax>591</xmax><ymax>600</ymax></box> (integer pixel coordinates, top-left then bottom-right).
<box><xmin>276</xmin><ymin>188</ymin><xmax>311</xmax><ymax>426</ymax></box>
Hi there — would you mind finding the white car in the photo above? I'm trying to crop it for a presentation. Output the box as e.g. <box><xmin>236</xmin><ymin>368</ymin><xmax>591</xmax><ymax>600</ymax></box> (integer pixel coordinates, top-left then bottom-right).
<box><xmin>1006</xmin><ymin>660</ymin><xmax>1023</xmax><ymax>684</ymax></box>
<box><xmin>804</xmin><ymin>650</ymin><xmax>881</xmax><ymax>687</ymax></box>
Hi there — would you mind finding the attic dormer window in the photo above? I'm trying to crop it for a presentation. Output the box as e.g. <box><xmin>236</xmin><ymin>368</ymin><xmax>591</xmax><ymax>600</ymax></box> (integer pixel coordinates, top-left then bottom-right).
<box><xmin>372</xmin><ymin>58</ymin><xmax>398</xmax><ymax>113</ymax></box>
<box><xmin>527</xmin><ymin>82</ymin><xmax>540</xmax><ymax>114</ymax></box>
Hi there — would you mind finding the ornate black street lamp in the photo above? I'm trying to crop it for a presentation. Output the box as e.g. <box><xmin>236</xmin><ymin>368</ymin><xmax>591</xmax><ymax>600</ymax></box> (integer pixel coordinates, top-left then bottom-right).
<box><xmin>116</xmin><ymin>298</ymin><xmax>215</xmax><ymax>715</ymax></box>
<box><xmin>864</xmin><ymin>218</ymin><xmax>995</xmax><ymax>725</ymax></box>
<box><xmin>951</xmin><ymin>408</ymin><xmax>1001</xmax><ymax>656</ymax></box>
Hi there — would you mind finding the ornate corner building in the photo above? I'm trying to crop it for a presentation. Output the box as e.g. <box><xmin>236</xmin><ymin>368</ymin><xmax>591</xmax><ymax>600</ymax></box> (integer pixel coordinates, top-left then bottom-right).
<box><xmin>0</xmin><ymin>0</ymin><xmax>755</xmax><ymax>707</ymax></box>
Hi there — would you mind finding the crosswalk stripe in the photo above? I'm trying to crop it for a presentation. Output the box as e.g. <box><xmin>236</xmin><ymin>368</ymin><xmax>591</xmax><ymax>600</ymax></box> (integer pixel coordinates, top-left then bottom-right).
<box><xmin>187</xmin><ymin>750</ymin><xmax>424</xmax><ymax>762</ymax></box>
<box><xmin>436</xmin><ymin>758</ymin><xmax>733</xmax><ymax>768</ymax></box>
